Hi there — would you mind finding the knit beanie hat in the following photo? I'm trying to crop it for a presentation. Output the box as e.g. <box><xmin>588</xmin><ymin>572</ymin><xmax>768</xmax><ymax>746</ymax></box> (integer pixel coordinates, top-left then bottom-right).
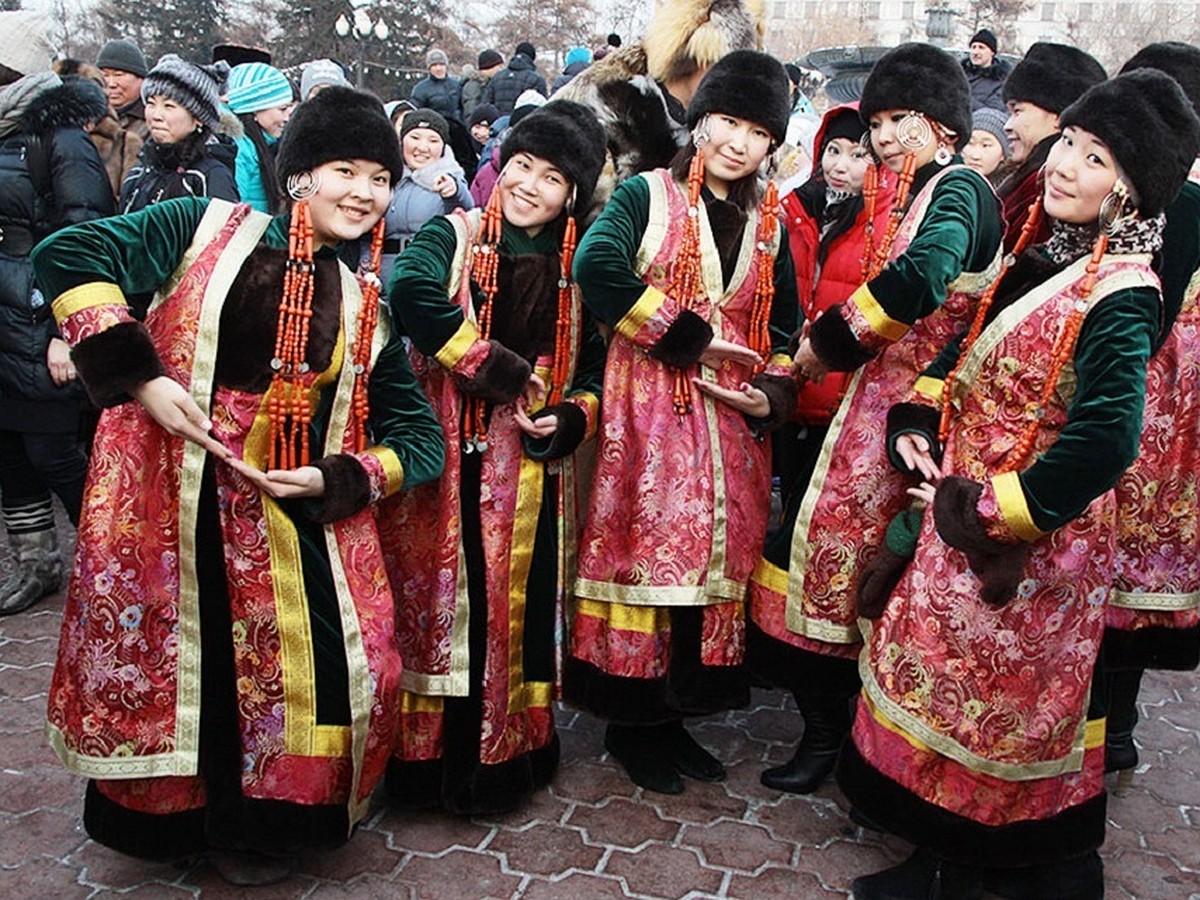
<box><xmin>225</xmin><ymin>62</ymin><xmax>293</xmax><ymax>115</ymax></box>
<box><xmin>478</xmin><ymin>49</ymin><xmax>503</xmax><ymax>69</ymax></box>
<box><xmin>277</xmin><ymin>86</ymin><xmax>404</xmax><ymax>185</ymax></box>
<box><xmin>515</xmin><ymin>41</ymin><xmax>537</xmax><ymax>61</ymax></box>
<box><xmin>0</xmin><ymin>11</ymin><xmax>55</xmax><ymax>78</ymax></box>
<box><xmin>1003</xmin><ymin>42</ymin><xmax>1106</xmax><ymax>114</ymax></box>
<box><xmin>300</xmin><ymin>58</ymin><xmax>350</xmax><ymax>100</ymax></box>
<box><xmin>565</xmin><ymin>46</ymin><xmax>591</xmax><ymax>67</ymax></box>
<box><xmin>970</xmin><ymin>29</ymin><xmax>998</xmax><ymax>53</ymax></box>
<box><xmin>142</xmin><ymin>55</ymin><xmax>228</xmax><ymax>130</ymax></box>
<box><xmin>400</xmin><ymin>108</ymin><xmax>450</xmax><ymax>145</ymax></box>
<box><xmin>859</xmin><ymin>42</ymin><xmax>972</xmax><ymax>149</ymax></box>
<box><xmin>426</xmin><ymin>48</ymin><xmax>449</xmax><ymax>67</ymax></box>
<box><xmin>971</xmin><ymin>107</ymin><xmax>1010</xmax><ymax>158</ymax></box>
<box><xmin>501</xmin><ymin>100</ymin><xmax>606</xmax><ymax>218</ymax></box>
<box><xmin>468</xmin><ymin>102</ymin><xmax>499</xmax><ymax>129</ymax></box>
<box><xmin>822</xmin><ymin>106</ymin><xmax>866</xmax><ymax>150</ymax></box>
<box><xmin>687</xmin><ymin>50</ymin><xmax>791</xmax><ymax>145</ymax></box>
<box><xmin>96</xmin><ymin>38</ymin><xmax>148</xmax><ymax>78</ymax></box>
<box><xmin>1120</xmin><ymin>41</ymin><xmax>1200</xmax><ymax>113</ymax></box>
<box><xmin>1059</xmin><ymin>69</ymin><xmax>1200</xmax><ymax>218</ymax></box>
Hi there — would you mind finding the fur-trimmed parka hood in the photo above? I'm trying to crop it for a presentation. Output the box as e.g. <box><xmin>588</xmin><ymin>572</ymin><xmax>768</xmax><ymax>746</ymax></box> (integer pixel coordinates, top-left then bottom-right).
<box><xmin>21</xmin><ymin>78</ymin><xmax>108</xmax><ymax>136</ymax></box>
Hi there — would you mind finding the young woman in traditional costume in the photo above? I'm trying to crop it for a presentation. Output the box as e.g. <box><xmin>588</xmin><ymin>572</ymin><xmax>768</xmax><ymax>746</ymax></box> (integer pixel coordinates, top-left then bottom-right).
<box><xmin>565</xmin><ymin>51</ymin><xmax>799</xmax><ymax>795</ymax></box>
<box><xmin>381</xmin><ymin>100</ymin><xmax>607</xmax><ymax>814</ymax></box>
<box><xmin>749</xmin><ymin>43</ymin><xmax>1002</xmax><ymax>796</ymax></box>
<box><xmin>1102</xmin><ymin>42</ymin><xmax>1200</xmax><ymax>779</ymax></box>
<box><xmin>31</xmin><ymin>87</ymin><xmax>444</xmax><ymax>883</ymax></box>
<box><xmin>841</xmin><ymin>69</ymin><xmax>1200</xmax><ymax>900</ymax></box>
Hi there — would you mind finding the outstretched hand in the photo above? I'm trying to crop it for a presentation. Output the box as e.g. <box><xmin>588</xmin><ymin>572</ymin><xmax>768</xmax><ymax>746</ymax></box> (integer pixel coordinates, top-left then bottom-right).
<box><xmin>895</xmin><ymin>433</ymin><xmax>941</xmax><ymax>482</ymax></box>
<box><xmin>698</xmin><ymin>337</ymin><xmax>762</xmax><ymax>371</ymax></box>
<box><xmin>691</xmin><ymin>378</ymin><xmax>771</xmax><ymax>417</ymax></box>
<box><xmin>131</xmin><ymin>376</ymin><xmax>231</xmax><ymax>460</ymax></box>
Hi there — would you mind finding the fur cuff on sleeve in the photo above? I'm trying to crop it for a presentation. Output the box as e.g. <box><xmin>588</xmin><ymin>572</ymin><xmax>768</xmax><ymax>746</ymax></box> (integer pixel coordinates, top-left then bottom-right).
<box><xmin>71</xmin><ymin>321</ymin><xmax>165</xmax><ymax>408</ymax></box>
<box><xmin>745</xmin><ymin>372</ymin><xmax>797</xmax><ymax>434</ymax></box>
<box><xmin>856</xmin><ymin>505</ymin><xmax>923</xmax><ymax>619</ymax></box>
<box><xmin>456</xmin><ymin>340</ymin><xmax>531</xmax><ymax>404</ymax></box>
<box><xmin>522</xmin><ymin>402</ymin><xmax>588</xmax><ymax>462</ymax></box>
<box><xmin>886</xmin><ymin>403</ymin><xmax>942</xmax><ymax>472</ymax></box>
<box><xmin>307</xmin><ymin>454</ymin><xmax>372</xmax><ymax>524</ymax></box>
<box><xmin>934</xmin><ymin>475</ymin><xmax>1030</xmax><ymax>608</ymax></box>
<box><xmin>809</xmin><ymin>304</ymin><xmax>875</xmax><ymax>372</ymax></box>
<box><xmin>647</xmin><ymin>308</ymin><xmax>713</xmax><ymax>369</ymax></box>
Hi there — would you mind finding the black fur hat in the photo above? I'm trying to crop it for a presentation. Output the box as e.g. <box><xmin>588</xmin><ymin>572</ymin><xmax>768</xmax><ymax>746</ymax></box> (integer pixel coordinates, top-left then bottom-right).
<box><xmin>500</xmin><ymin>100</ymin><xmax>607</xmax><ymax>218</ymax></box>
<box><xmin>1059</xmin><ymin>69</ymin><xmax>1200</xmax><ymax>218</ymax></box>
<box><xmin>1120</xmin><ymin>41</ymin><xmax>1200</xmax><ymax>112</ymax></box>
<box><xmin>276</xmin><ymin>87</ymin><xmax>404</xmax><ymax>186</ymax></box>
<box><xmin>686</xmin><ymin>50</ymin><xmax>790</xmax><ymax>145</ymax></box>
<box><xmin>1003</xmin><ymin>42</ymin><xmax>1106</xmax><ymax>114</ymax></box>
<box><xmin>859</xmin><ymin>43</ymin><xmax>971</xmax><ymax>149</ymax></box>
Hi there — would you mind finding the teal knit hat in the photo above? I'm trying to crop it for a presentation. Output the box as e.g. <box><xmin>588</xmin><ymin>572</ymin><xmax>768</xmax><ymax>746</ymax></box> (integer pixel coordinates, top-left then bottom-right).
<box><xmin>225</xmin><ymin>62</ymin><xmax>293</xmax><ymax>114</ymax></box>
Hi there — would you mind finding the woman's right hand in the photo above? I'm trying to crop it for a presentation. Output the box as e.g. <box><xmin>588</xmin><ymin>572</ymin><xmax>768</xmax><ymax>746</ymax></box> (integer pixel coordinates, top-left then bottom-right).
<box><xmin>894</xmin><ymin>433</ymin><xmax>940</xmax><ymax>482</ymax></box>
<box><xmin>131</xmin><ymin>376</ymin><xmax>231</xmax><ymax>459</ymax></box>
<box><xmin>698</xmin><ymin>337</ymin><xmax>762</xmax><ymax>371</ymax></box>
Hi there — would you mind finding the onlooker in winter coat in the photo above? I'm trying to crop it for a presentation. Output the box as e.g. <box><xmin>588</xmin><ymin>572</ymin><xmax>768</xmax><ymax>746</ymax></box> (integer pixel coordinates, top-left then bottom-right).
<box><xmin>119</xmin><ymin>55</ymin><xmax>238</xmax><ymax>215</ymax></box>
<box><xmin>481</xmin><ymin>41</ymin><xmax>547</xmax><ymax>115</ymax></box>
<box><xmin>380</xmin><ymin>109</ymin><xmax>473</xmax><ymax>285</ymax></box>
<box><xmin>225</xmin><ymin>61</ymin><xmax>294</xmax><ymax>213</ymax></box>
<box><xmin>96</xmin><ymin>38</ymin><xmax>150</xmax><ymax>142</ymax></box>
<box><xmin>468</xmin><ymin>102</ymin><xmax>499</xmax><ymax>151</ymax></box>
<box><xmin>51</xmin><ymin>59</ymin><xmax>143</xmax><ymax>200</ymax></box>
<box><xmin>469</xmin><ymin>95</ymin><xmax>539</xmax><ymax>207</ymax></box>
<box><xmin>410</xmin><ymin>49</ymin><xmax>463</xmax><ymax>124</ymax></box>
<box><xmin>0</xmin><ymin>26</ymin><xmax>114</xmax><ymax>615</ymax></box>
<box><xmin>961</xmin><ymin>28</ymin><xmax>1011</xmax><ymax>111</ymax></box>
<box><xmin>962</xmin><ymin>105</ymin><xmax>1010</xmax><ymax>185</ymax></box>
<box><xmin>462</xmin><ymin>48</ymin><xmax>503</xmax><ymax>121</ymax></box>
<box><xmin>551</xmin><ymin>46</ymin><xmax>591</xmax><ymax>93</ymax></box>
<box><xmin>299</xmin><ymin>58</ymin><xmax>350</xmax><ymax>100</ymax></box>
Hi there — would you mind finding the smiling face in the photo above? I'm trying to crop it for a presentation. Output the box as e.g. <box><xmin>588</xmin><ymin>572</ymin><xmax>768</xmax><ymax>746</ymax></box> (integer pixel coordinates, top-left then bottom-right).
<box><xmin>254</xmin><ymin>103</ymin><xmax>295</xmax><ymax>139</ymax></box>
<box><xmin>869</xmin><ymin>109</ymin><xmax>939</xmax><ymax>172</ymax></box>
<box><xmin>1004</xmin><ymin>100</ymin><xmax>1060</xmax><ymax>165</ymax></box>
<box><xmin>402</xmin><ymin>127</ymin><xmax>445</xmax><ymax>170</ymax></box>
<box><xmin>307</xmin><ymin>159</ymin><xmax>392</xmax><ymax>247</ymax></box>
<box><xmin>1043</xmin><ymin>125</ymin><xmax>1123</xmax><ymax>225</ymax></box>
<box><xmin>821</xmin><ymin>137</ymin><xmax>870</xmax><ymax>194</ymax></box>
<box><xmin>496</xmin><ymin>151</ymin><xmax>571</xmax><ymax>235</ymax></box>
<box><xmin>700</xmin><ymin>113</ymin><xmax>773</xmax><ymax>197</ymax></box>
<box><xmin>144</xmin><ymin>94</ymin><xmax>200</xmax><ymax>144</ymax></box>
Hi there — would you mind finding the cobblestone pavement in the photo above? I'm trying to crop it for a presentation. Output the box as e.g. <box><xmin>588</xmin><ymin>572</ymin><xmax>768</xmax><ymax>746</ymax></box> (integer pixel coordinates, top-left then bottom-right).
<box><xmin>2</xmin><ymin>521</ymin><xmax>1198</xmax><ymax>898</ymax></box>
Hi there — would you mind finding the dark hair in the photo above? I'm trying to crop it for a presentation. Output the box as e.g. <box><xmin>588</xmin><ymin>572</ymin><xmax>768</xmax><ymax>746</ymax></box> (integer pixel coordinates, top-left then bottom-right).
<box><xmin>668</xmin><ymin>140</ymin><xmax>763</xmax><ymax>211</ymax></box>
<box><xmin>238</xmin><ymin>112</ymin><xmax>284</xmax><ymax>214</ymax></box>
<box><xmin>0</xmin><ymin>62</ymin><xmax>22</xmax><ymax>88</ymax></box>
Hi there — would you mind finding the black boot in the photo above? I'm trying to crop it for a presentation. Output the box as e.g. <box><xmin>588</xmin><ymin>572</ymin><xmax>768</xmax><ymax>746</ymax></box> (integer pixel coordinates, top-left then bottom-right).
<box><xmin>984</xmin><ymin>851</ymin><xmax>1103</xmax><ymax>900</ymax></box>
<box><xmin>851</xmin><ymin>849</ymin><xmax>983</xmax><ymax>900</ymax></box>
<box><xmin>1104</xmin><ymin>669</ymin><xmax>1143</xmax><ymax>774</ymax></box>
<box><xmin>604</xmin><ymin>724</ymin><xmax>683</xmax><ymax>794</ymax></box>
<box><xmin>659</xmin><ymin>721</ymin><xmax>725</xmax><ymax>782</ymax></box>
<box><xmin>761</xmin><ymin>696</ymin><xmax>851</xmax><ymax>793</ymax></box>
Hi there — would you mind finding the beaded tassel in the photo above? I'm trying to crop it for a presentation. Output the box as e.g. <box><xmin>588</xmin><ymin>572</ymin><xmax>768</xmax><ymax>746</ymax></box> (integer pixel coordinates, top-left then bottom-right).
<box><xmin>548</xmin><ymin>215</ymin><xmax>578</xmax><ymax>406</ymax></box>
<box><xmin>669</xmin><ymin>148</ymin><xmax>708</xmax><ymax>415</ymax></box>
<box><xmin>746</xmin><ymin>179</ymin><xmax>781</xmax><ymax>371</ymax></box>
<box><xmin>865</xmin><ymin>152</ymin><xmax>917</xmax><ymax>281</ymax></box>
<box><xmin>269</xmin><ymin>200</ymin><xmax>316</xmax><ymax>470</ymax></box>
<box><xmin>860</xmin><ymin>163</ymin><xmax>880</xmax><ymax>282</ymax></box>
<box><xmin>350</xmin><ymin>217</ymin><xmax>386</xmax><ymax>453</ymax></box>
<box><xmin>463</xmin><ymin>188</ymin><xmax>504</xmax><ymax>452</ymax></box>
<box><xmin>938</xmin><ymin>195</ymin><xmax>1044</xmax><ymax>443</ymax></box>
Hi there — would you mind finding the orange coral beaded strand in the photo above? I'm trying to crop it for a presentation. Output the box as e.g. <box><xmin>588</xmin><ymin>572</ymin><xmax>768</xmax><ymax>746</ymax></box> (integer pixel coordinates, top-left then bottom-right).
<box><xmin>865</xmin><ymin>152</ymin><xmax>917</xmax><ymax>281</ymax></box>
<box><xmin>746</xmin><ymin>179</ymin><xmax>781</xmax><ymax>370</ymax></box>
<box><xmin>269</xmin><ymin>199</ymin><xmax>317</xmax><ymax>470</ymax></box>
<box><xmin>462</xmin><ymin>188</ymin><xmax>504</xmax><ymax>451</ymax></box>
<box><xmin>349</xmin><ymin>217</ymin><xmax>386</xmax><ymax>453</ymax></box>
<box><xmin>860</xmin><ymin>163</ymin><xmax>881</xmax><ymax>281</ymax></box>
<box><xmin>548</xmin><ymin>214</ymin><xmax>578</xmax><ymax>406</ymax></box>
<box><xmin>669</xmin><ymin>147</ymin><xmax>708</xmax><ymax>415</ymax></box>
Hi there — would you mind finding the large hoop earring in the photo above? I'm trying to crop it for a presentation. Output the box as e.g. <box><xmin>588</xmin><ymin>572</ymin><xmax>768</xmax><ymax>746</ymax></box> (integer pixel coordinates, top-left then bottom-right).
<box><xmin>934</xmin><ymin>144</ymin><xmax>953</xmax><ymax>166</ymax></box>
<box><xmin>897</xmin><ymin>112</ymin><xmax>932</xmax><ymax>152</ymax></box>
<box><xmin>1099</xmin><ymin>180</ymin><xmax>1132</xmax><ymax>235</ymax></box>
<box><xmin>286</xmin><ymin>170</ymin><xmax>322</xmax><ymax>201</ymax></box>
<box><xmin>692</xmin><ymin>115</ymin><xmax>711</xmax><ymax>150</ymax></box>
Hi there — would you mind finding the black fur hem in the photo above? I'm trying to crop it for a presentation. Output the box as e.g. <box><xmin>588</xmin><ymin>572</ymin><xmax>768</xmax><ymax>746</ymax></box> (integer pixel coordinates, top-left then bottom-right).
<box><xmin>836</xmin><ymin>741</ymin><xmax>1107</xmax><ymax>866</ymax></box>
<box><xmin>745</xmin><ymin>621</ymin><xmax>861</xmax><ymax>700</ymax></box>
<box><xmin>808</xmin><ymin>304</ymin><xmax>874</xmax><ymax>372</ymax></box>
<box><xmin>84</xmin><ymin>781</ymin><xmax>206</xmax><ymax>862</ymax></box>
<box><xmin>646</xmin><ymin>308</ymin><xmax>713</xmax><ymax>369</ymax></box>
<box><xmin>745</xmin><ymin>373</ymin><xmax>797</xmax><ymax>434</ymax></box>
<box><xmin>71</xmin><ymin>321</ymin><xmax>166</xmax><ymax>408</ymax></box>
<box><xmin>1103</xmin><ymin>624</ymin><xmax>1200</xmax><ymax>672</ymax></box>
<box><xmin>521</xmin><ymin>402</ymin><xmax>587</xmax><ymax>461</ymax></box>
<box><xmin>457</xmin><ymin>340</ymin><xmax>531</xmax><ymax>404</ymax></box>
<box><xmin>886</xmin><ymin>403</ymin><xmax>941</xmax><ymax>473</ymax></box>
<box><xmin>307</xmin><ymin>454</ymin><xmax>371</xmax><ymax>523</ymax></box>
<box><xmin>384</xmin><ymin>736</ymin><xmax>560</xmax><ymax>816</ymax></box>
<box><xmin>563</xmin><ymin>656</ymin><xmax>748</xmax><ymax>723</ymax></box>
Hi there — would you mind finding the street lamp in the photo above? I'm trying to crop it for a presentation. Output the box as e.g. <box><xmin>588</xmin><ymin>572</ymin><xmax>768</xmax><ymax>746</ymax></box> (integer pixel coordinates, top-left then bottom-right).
<box><xmin>335</xmin><ymin>0</ymin><xmax>390</xmax><ymax>88</ymax></box>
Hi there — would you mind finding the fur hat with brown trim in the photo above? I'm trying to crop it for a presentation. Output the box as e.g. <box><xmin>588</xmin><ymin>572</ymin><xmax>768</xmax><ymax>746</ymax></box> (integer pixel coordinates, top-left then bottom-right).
<box><xmin>1059</xmin><ymin>69</ymin><xmax>1200</xmax><ymax>218</ymax></box>
<box><xmin>1002</xmin><ymin>42</ymin><xmax>1106</xmax><ymax>114</ymax></box>
<box><xmin>1120</xmin><ymin>41</ymin><xmax>1200</xmax><ymax>113</ymax></box>
<box><xmin>276</xmin><ymin>86</ymin><xmax>404</xmax><ymax>186</ymax></box>
<box><xmin>859</xmin><ymin>42</ymin><xmax>971</xmax><ymax>150</ymax></box>
<box><xmin>644</xmin><ymin>0</ymin><xmax>765</xmax><ymax>84</ymax></box>
<box><xmin>500</xmin><ymin>99</ymin><xmax>607</xmax><ymax>220</ymax></box>
<box><xmin>686</xmin><ymin>49</ymin><xmax>790</xmax><ymax>145</ymax></box>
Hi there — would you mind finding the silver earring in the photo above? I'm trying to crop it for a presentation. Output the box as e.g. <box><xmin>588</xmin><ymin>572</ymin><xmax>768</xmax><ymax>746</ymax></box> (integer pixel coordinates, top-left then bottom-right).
<box><xmin>286</xmin><ymin>170</ymin><xmax>322</xmax><ymax>201</ymax></box>
<box><xmin>897</xmin><ymin>112</ymin><xmax>932</xmax><ymax>151</ymax></box>
<box><xmin>692</xmin><ymin>115</ymin><xmax>711</xmax><ymax>150</ymax></box>
<box><xmin>1099</xmin><ymin>181</ymin><xmax>1132</xmax><ymax>236</ymax></box>
<box><xmin>934</xmin><ymin>144</ymin><xmax>953</xmax><ymax>166</ymax></box>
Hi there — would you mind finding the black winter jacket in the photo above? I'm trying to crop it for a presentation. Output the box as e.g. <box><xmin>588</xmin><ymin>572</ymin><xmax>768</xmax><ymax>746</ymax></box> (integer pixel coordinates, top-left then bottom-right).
<box><xmin>410</xmin><ymin>74</ymin><xmax>463</xmax><ymax>123</ymax></box>
<box><xmin>118</xmin><ymin>130</ymin><xmax>238</xmax><ymax>214</ymax></box>
<box><xmin>481</xmin><ymin>54</ymin><xmax>547</xmax><ymax>115</ymax></box>
<box><xmin>0</xmin><ymin>79</ymin><xmax>113</xmax><ymax>430</ymax></box>
<box><xmin>962</xmin><ymin>57</ymin><xmax>1012</xmax><ymax>112</ymax></box>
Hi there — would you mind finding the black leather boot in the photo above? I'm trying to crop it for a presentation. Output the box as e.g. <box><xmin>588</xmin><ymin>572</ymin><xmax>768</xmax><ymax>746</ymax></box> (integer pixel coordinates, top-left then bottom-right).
<box><xmin>851</xmin><ymin>849</ymin><xmax>983</xmax><ymax>900</ymax></box>
<box><xmin>761</xmin><ymin>697</ymin><xmax>851</xmax><ymax>793</ymax></box>
<box><xmin>659</xmin><ymin>721</ymin><xmax>725</xmax><ymax>782</ymax></box>
<box><xmin>1104</xmin><ymin>669</ymin><xmax>1143</xmax><ymax>774</ymax></box>
<box><xmin>605</xmin><ymin>724</ymin><xmax>683</xmax><ymax>794</ymax></box>
<box><xmin>984</xmin><ymin>850</ymin><xmax>1103</xmax><ymax>900</ymax></box>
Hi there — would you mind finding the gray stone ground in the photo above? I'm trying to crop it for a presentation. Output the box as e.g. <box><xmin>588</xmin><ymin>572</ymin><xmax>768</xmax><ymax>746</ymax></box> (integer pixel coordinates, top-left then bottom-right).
<box><xmin>1</xmin><ymin>515</ymin><xmax>1197</xmax><ymax>898</ymax></box>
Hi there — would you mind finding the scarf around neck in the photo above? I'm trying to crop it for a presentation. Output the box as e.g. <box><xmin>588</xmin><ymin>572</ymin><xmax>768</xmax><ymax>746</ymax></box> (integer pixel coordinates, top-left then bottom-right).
<box><xmin>1041</xmin><ymin>213</ymin><xmax>1165</xmax><ymax>266</ymax></box>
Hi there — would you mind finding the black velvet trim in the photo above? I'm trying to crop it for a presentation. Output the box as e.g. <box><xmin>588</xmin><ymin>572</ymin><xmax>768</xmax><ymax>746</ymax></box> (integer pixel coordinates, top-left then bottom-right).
<box><xmin>934</xmin><ymin>476</ymin><xmax>1031</xmax><ymax>608</ymax></box>
<box><xmin>808</xmin><ymin>304</ymin><xmax>874</xmax><ymax>372</ymax></box>
<box><xmin>856</xmin><ymin>546</ymin><xmax>910</xmax><ymax>620</ymax></box>
<box><xmin>744</xmin><ymin>621</ymin><xmax>860</xmax><ymax>700</ymax></box>
<box><xmin>646</xmin><ymin>308</ymin><xmax>713</xmax><ymax>369</ymax></box>
<box><xmin>521</xmin><ymin>402</ymin><xmax>587</xmax><ymax>461</ymax></box>
<box><xmin>745</xmin><ymin>373</ymin><xmax>797</xmax><ymax>435</ymax></box>
<box><xmin>84</xmin><ymin>780</ymin><xmax>206</xmax><ymax>861</ymax></box>
<box><xmin>457</xmin><ymin>340</ymin><xmax>531</xmax><ymax>404</ymax></box>
<box><xmin>886</xmin><ymin>402</ymin><xmax>942</xmax><ymax>473</ymax></box>
<box><xmin>1102</xmin><ymin>624</ymin><xmax>1200</xmax><ymax>672</ymax></box>
<box><xmin>307</xmin><ymin>454</ymin><xmax>371</xmax><ymax>523</ymax></box>
<box><xmin>71</xmin><ymin>321</ymin><xmax>165</xmax><ymax>408</ymax></box>
<box><xmin>836</xmin><ymin>740</ymin><xmax>1107</xmax><ymax>867</ymax></box>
